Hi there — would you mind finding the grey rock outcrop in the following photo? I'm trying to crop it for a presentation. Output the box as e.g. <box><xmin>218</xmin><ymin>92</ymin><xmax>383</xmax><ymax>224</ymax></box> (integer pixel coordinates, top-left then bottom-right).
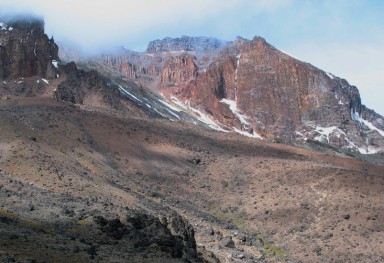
<box><xmin>147</xmin><ymin>36</ymin><xmax>229</xmax><ymax>53</ymax></box>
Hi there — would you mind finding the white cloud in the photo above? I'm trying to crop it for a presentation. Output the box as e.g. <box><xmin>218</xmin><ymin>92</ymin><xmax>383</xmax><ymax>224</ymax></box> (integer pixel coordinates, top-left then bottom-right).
<box><xmin>1</xmin><ymin>0</ymin><xmax>291</xmax><ymax>51</ymax></box>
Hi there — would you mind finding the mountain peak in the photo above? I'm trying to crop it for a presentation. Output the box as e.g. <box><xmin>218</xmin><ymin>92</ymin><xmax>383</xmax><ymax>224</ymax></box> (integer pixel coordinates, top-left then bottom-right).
<box><xmin>0</xmin><ymin>14</ymin><xmax>45</xmax><ymax>33</ymax></box>
<box><xmin>146</xmin><ymin>35</ymin><xmax>229</xmax><ymax>53</ymax></box>
<box><xmin>0</xmin><ymin>15</ymin><xmax>58</xmax><ymax>80</ymax></box>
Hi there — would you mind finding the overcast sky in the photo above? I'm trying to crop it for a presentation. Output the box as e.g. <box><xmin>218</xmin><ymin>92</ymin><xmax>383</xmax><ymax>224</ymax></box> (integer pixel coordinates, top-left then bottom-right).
<box><xmin>1</xmin><ymin>0</ymin><xmax>384</xmax><ymax>115</ymax></box>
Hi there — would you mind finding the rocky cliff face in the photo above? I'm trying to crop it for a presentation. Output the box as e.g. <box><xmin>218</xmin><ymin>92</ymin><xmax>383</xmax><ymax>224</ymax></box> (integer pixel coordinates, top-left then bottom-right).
<box><xmin>97</xmin><ymin>50</ymin><xmax>162</xmax><ymax>86</ymax></box>
<box><xmin>54</xmin><ymin>62</ymin><xmax>122</xmax><ymax>108</ymax></box>
<box><xmin>89</xmin><ymin>36</ymin><xmax>384</xmax><ymax>154</ymax></box>
<box><xmin>0</xmin><ymin>16</ymin><xmax>59</xmax><ymax>79</ymax></box>
<box><xmin>92</xmin><ymin>212</ymin><xmax>215</xmax><ymax>262</ymax></box>
<box><xmin>160</xmin><ymin>55</ymin><xmax>198</xmax><ymax>86</ymax></box>
<box><xmin>170</xmin><ymin>37</ymin><xmax>384</xmax><ymax>153</ymax></box>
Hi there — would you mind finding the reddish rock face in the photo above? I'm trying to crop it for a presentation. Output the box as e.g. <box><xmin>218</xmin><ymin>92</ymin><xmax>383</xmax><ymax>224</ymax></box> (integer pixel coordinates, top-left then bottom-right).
<box><xmin>0</xmin><ymin>17</ymin><xmax>59</xmax><ymax>79</ymax></box>
<box><xmin>169</xmin><ymin>37</ymin><xmax>383</xmax><ymax>150</ymax></box>
<box><xmin>103</xmin><ymin>55</ymin><xmax>138</xmax><ymax>79</ymax></box>
<box><xmin>82</xmin><ymin>35</ymin><xmax>384</xmax><ymax>152</ymax></box>
<box><xmin>97</xmin><ymin>52</ymin><xmax>162</xmax><ymax>88</ymax></box>
<box><xmin>160</xmin><ymin>56</ymin><xmax>197</xmax><ymax>86</ymax></box>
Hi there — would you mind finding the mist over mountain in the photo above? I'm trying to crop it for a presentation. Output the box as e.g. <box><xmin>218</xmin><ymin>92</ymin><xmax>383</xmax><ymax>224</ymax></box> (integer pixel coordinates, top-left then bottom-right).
<box><xmin>1</xmin><ymin>1</ymin><xmax>384</xmax><ymax>115</ymax></box>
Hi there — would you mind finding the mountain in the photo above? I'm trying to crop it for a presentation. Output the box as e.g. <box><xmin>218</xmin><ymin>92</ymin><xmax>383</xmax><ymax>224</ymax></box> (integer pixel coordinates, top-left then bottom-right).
<box><xmin>1</xmin><ymin>16</ymin><xmax>384</xmax><ymax>263</ymax></box>
<box><xmin>70</xmin><ymin>35</ymin><xmax>384</xmax><ymax>154</ymax></box>
<box><xmin>0</xmin><ymin>15</ymin><xmax>59</xmax><ymax>79</ymax></box>
<box><xmin>0</xmin><ymin>15</ymin><xmax>60</xmax><ymax>98</ymax></box>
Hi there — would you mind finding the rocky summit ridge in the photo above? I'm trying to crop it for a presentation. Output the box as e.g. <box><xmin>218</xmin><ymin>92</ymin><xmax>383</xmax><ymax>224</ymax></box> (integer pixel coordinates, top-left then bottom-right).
<box><xmin>146</xmin><ymin>36</ymin><xmax>230</xmax><ymax>53</ymax></box>
<box><xmin>76</xmin><ymin>36</ymin><xmax>384</xmax><ymax>155</ymax></box>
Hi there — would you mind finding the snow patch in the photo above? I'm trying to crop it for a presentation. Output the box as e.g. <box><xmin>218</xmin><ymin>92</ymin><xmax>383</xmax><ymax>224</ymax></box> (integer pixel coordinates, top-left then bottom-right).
<box><xmin>360</xmin><ymin>119</ymin><xmax>384</xmax><ymax>137</ymax></box>
<box><xmin>168</xmin><ymin>95</ymin><xmax>263</xmax><ymax>138</ymax></box>
<box><xmin>338</xmin><ymin>100</ymin><xmax>343</xmax><ymax>105</ymax></box>
<box><xmin>42</xmin><ymin>79</ymin><xmax>49</xmax><ymax>84</ymax></box>
<box><xmin>351</xmin><ymin>110</ymin><xmax>384</xmax><ymax>137</ymax></box>
<box><xmin>8</xmin><ymin>26</ymin><xmax>13</xmax><ymax>31</ymax></box>
<box><xmin>153</xmin><ymin>108</ymin><xmax>167</xmax><ymax>118</ymax></box>
<box><xmin>170</xmin><ymin>96</ymin><xmax>230</xmax><ymax>130</ymax></box>
<box><xmin>220</xmin><ymin>98</ymin><xmax>250</xmax><ymax>125</ymax></box>
<box><xmin>314</xmin><ymin>126</ymin><xmax>342</xmax><ymax>143</ymax></box>
<box><xmin>295</xmin><ymin>131</ymin><xmax>307</xmax><ymax>140</ymax></box>
<box><xmin>158</xmin><ymin>99</ymin><xmax>181</xmax><ymax>112</ymax></box>
<box><xmin>235</xmin><ymin>54</ymin><xmax>241</xmax><ymax>81</ymax></box>
<box><xmin>145</xmin><ymin>103</ymin><xmax>152</xmax><ymax>108</ymax></box>
<box><xmin>170</xmin><ymin>96</ymin><xmax>188</xmax><ymax>110</ymax></box>
<box><xmin>326</xmin><ymin>72</ymin><xmax>334</xmax><ymax>79</ymax></box>
<box><xmin>189</xmin><ymin>106</ymin><xmax>228</xmax><ymax>132</ymax></box>
<box><xmin>233</xmin><ymin>127</ymin><xmax>262</xmax><ymax>139</ymax></box>
<box><xmin>313</xmin><ymin>124</ymin><xmax>380</xmax><ymax>154</ymax></box>
<box><xmin>351</xmin><ymin>109</ymin><xmax>360</xmax><ymax>121</ymax></box>
<box><xmin>234</xmin><ymin>54</ymin><xmax>241</xmax><ymax>101</ymax></box>
<box><xmin>165</xmin><ymin>109</ymin><xmax>181</xmax><ymax>120</ymax></box>
<box><xmin>118</xmin><ymin>85</ymin><xmax>142</xmax><ymax>102</ymax></box>
<box><xmin>279</xmin><ymin>49</ymin><xmax>299</xmax><ymax>60</ymax></box>
<box><xmin>52</xmin><ymin>60</ymin><xmax>59</xmax><ymax>68</ymax></box>
<box><xmin>357</xmin><ymin>146</ymin><xmax>380</xmax><ymax>155</ymax></box>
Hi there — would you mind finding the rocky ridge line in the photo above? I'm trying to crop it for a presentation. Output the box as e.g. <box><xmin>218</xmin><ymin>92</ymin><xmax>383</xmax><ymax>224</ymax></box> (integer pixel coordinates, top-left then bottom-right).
<box><xmin>91</xmin><ymin>36</ymin><xmax>384</xmax><ymax>154</ymax></box>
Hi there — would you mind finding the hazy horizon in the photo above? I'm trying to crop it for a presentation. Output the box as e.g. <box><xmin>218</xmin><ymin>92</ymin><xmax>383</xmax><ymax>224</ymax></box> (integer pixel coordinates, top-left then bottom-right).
<box><xmin>1</xmin><ymin>0</ymin><xmax>384</xmax><ymax>115</ymax></box>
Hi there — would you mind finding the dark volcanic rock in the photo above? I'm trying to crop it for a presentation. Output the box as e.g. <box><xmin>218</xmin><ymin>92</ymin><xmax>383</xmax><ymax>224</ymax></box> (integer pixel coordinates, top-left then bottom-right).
<box><xmin>94</xmin><ymin>212</ymin><xmax>209</xmax><ymax>262</ymax></box>
<box><xmin>54</xmin><ymin>62</ymin><xmax>122</xmax><ymax>108</ymax></box>
<box><xmin>220</xmin><ymin>236</ymin><xmax>235</xmax><ymax>248</ymax></box>
<box><xmin>0</xmin><ymin>16</ymin><xmax>59</xmax><ymax>79</ymax></box>
<box><xmin>95</xmin><ymin>217</ymin><xmax>126</xmax><ymax>239</ymax></box>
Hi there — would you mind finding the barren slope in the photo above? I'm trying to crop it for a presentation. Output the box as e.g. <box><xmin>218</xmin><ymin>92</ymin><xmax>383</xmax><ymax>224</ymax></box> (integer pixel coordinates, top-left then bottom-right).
<box><xmin>0</xmin><ymin>97</ymin><xmax>383</xmax><ymax>262</ymax></box>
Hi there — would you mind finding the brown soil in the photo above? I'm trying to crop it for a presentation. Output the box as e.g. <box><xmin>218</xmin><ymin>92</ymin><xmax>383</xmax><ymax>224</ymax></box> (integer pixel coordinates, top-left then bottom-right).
<box><xmin>0</xmin><ymin>97</ymin><xmax>383</xmax><ymax>262</ymax></box>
